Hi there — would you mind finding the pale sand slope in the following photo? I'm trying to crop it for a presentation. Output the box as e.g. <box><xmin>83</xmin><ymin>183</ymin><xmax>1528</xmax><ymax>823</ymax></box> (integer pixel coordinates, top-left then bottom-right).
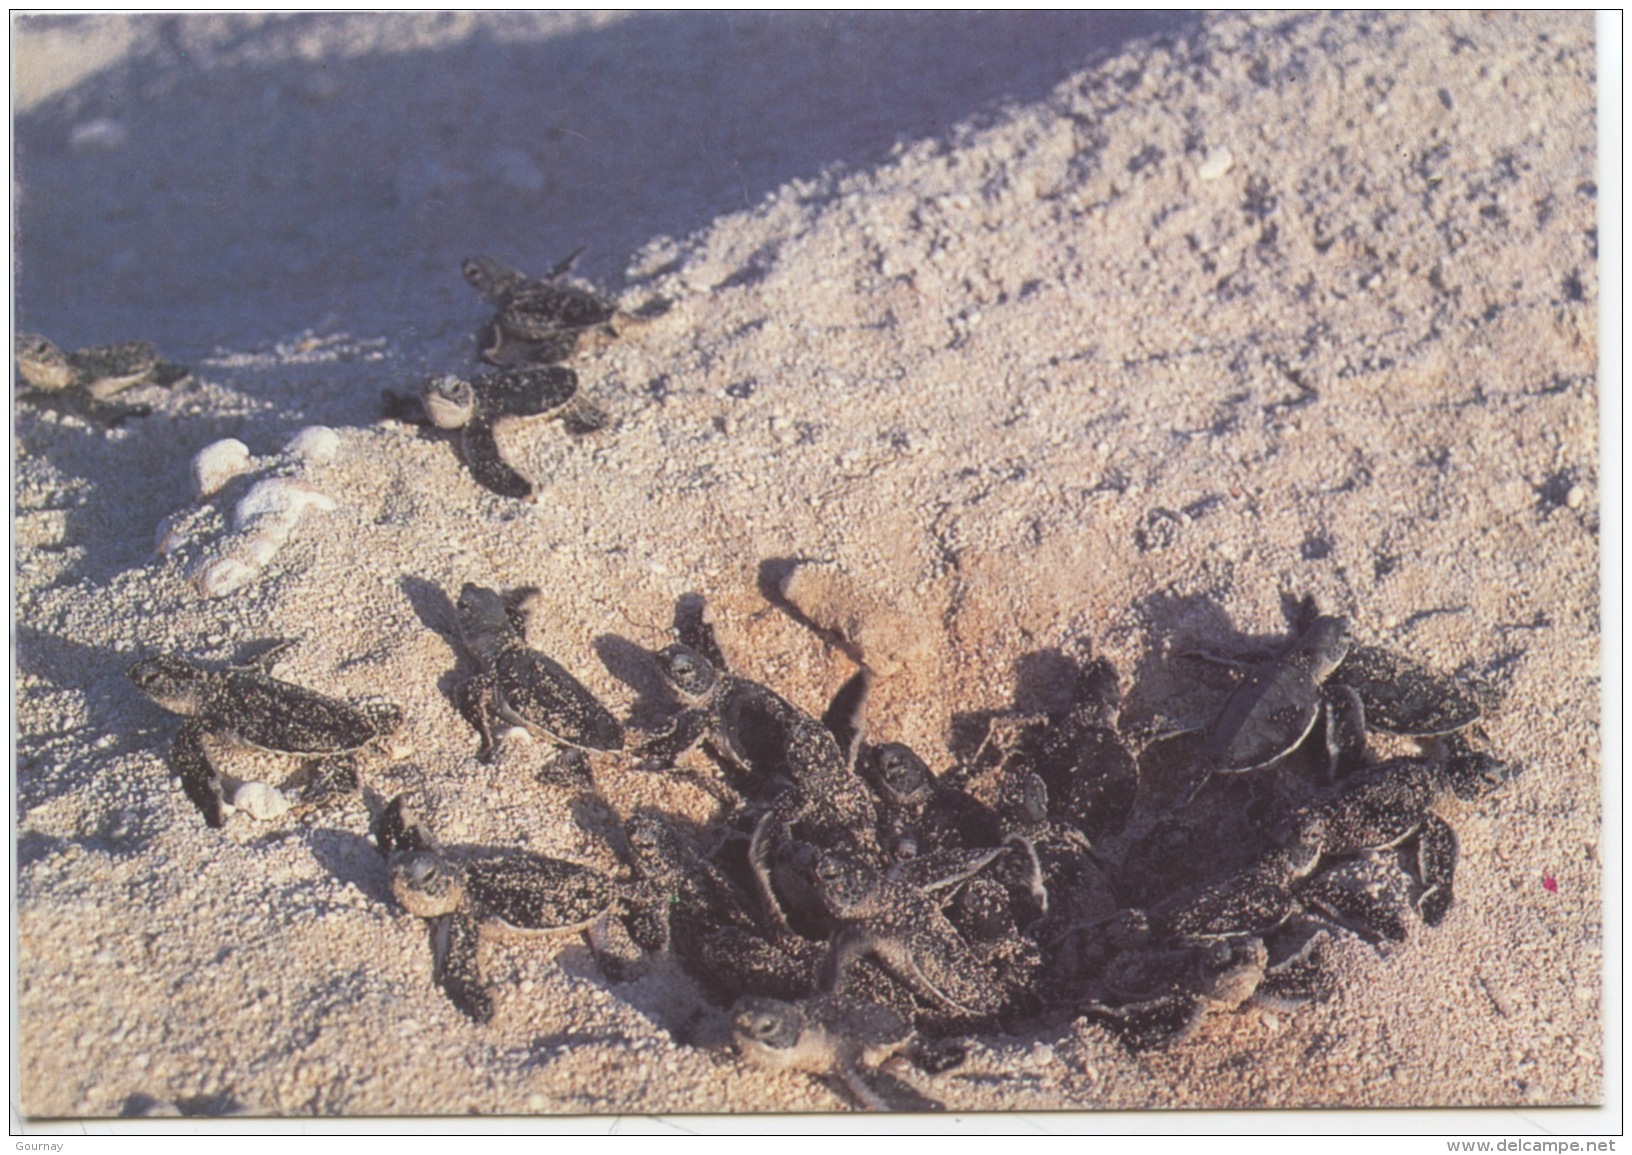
<box><xmin>14</xmin><ymin>11</ymin><xmax>1600</xmax><ymax>1118</ymax></box>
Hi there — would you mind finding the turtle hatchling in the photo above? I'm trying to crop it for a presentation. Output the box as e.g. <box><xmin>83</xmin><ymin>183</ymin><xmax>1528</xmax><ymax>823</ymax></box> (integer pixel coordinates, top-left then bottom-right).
<box><xmin>731</xmin><ymin>992</ymin><xmax>948</xmax><ymax>1112</ymax></box>
<box><xmin>421</xmin><ymin>365</ymin><xmax>608</xmax><ymax>501</ymax></box>
<box><xmin>16</xmin><ymin>332</ymin><xmax>189</xmax><ymax>424</ymax></box>
<box><xmin>127</xmin><ymin>641</ymin><xmax>403</xmax><ymax>828</ymax></box>
<box><xmin>374</xmin><ymin>795</ymin><xmax>642</xmax><ymax>1024</ymax></box>
<box><xmin>1186</xmin><ymin>611</ymin><xmax>1355</xmax><ymax>793</ymax></box>
<box><xmin>454</xmin><ymin>583</ymin><xmax>624</xmax><ymax>768</ymax></box>
<box><xmin>463</xmin><ymin>250</ymin><xmax>622</xmax><ymax>365</ymax></box>
<box><xmin>1275</xmin><ymin>748</ymin><xmax>1514</xmax><ymax>926</ymax></box>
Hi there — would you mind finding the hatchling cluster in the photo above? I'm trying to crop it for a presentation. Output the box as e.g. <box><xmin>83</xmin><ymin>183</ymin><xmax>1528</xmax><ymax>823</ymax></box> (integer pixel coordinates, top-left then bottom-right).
<box><xmin>30</xmin><ymin>255</ymin><xmax>1520</xmax><ymax>1112</ymax></box>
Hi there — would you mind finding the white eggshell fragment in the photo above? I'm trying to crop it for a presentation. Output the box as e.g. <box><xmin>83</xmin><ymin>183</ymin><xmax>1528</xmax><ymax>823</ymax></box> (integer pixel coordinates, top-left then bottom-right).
<box><xmin>230</xmin><ymin>781</ymin><xmax>291</xmax><ymax>821</ymax></box>
<box><xmin>284</xmin><ymin>425</ymin><xmax>340</xmax><ymax>466</ymax></box>
<box><xmin>191</xmin><ymin>438</ymin><xmax>253</xmax><ymax>498</ymax></box>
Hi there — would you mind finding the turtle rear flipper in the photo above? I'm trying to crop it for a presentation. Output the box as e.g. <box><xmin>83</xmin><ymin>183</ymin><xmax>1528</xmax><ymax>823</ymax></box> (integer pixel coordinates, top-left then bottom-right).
<box><xmin>173</xmin><ymin>719</ymin><xmax>229</xmax><ymax>828</ymax></box>
<box><xmin>1415</xmin><ymin>815</ymin><xmax>1459</xmax><ymax>926</ymax></box>
<box><xmin>558</xmin><ymin>395</ymin><xmax>611</xmax><ymax>436</ymax></box>
<box><xmin>432</xmin><ymin>913</ymin><xmax>493</xmax><ymax>1025</ymax></box>
<box><xmin>460</xmin><ymin>419</ymin><xmax>536</xmax><ymax>501</ymax></box>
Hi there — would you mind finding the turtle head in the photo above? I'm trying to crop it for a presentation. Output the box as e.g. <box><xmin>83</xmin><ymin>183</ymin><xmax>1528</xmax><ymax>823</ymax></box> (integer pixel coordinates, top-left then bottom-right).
<box><xmin>730</xmin><ymin>996</ymin><xmax>805</xmax><ymax>1062</ymax></box>
<box><xmin>655</xmin><ymin>643</ymin><xmax>718</xmax><ymax>703</ymax></box>
<box><xmin>421</xmin><ymin>375</ymin><xmax>477</xmax><ymax>429</ymax></box>
<box><xmin>1294</xmin><ymin>614</ymin><xmax>1353</xmax><ymax>678</ymax></box>
<box><xmin>390</xmin><ymin>849</ymin><xmax>466</xmax><ymax>918</ymax></box>
<box><xmin>127</xmin><ymin>653</ymin><xmax>209</xmax><ymax>715</ymax></box>
<box><xmin>623</xmin><ymin>813</ymin><xmax>682</xmax><ymax>879</ymax></box>
<box><xmin>867</xmin><ymin>743</ymin><xmax>933</xmax><ymax>807</ymax></box>
<box><xmin>461</xmin><ymin>255</ymin><xmax>526</xmax><ymax>302</ymax></box>
<box><xmin>455</xmin><ymin>583</ymin><xmax>515</xmax><ymax>662</ymax></box>
<box><xmin>812</xmin><ymin>852</ymin><xmax>877</xmax><ymax>920</ymax></box>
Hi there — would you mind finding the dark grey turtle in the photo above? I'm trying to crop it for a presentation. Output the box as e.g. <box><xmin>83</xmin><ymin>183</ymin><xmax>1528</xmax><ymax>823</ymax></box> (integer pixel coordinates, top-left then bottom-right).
<box><xmin>1275</xmin><ymin>748</ymin><xmax>1514</xmax><ymax>926</ymax></box>
<box><xmin>622</xmin><ymin>812</ymin><xmax>819</xmax><ymax>1002</ymax></box>
<box><xmin>1151</xmin><ymin>844</ymin><xmax>1321</xmax><ymax>944</ymax></box>
<box><xmin>813</xmin><ymin>852</ymin><xmax>1005</xmax><ymax>1022</ymax></box>
<box><xmin>127</xmin><ymin>643</ymin><xmax>402</xmax><ymax>828</ymax></box>
<box><xmin>988</xmin><ymin>768</ymin><xmax>1121</xmax><ymax>930</ymax></box>
<box><xmin>1328</xmin><ymin>643</ymin><xmax>1486</xmax><ymax>740</ymax></box>
<box><xmin>644</xmin><ymin>640</ymin><xmax>880</xmax><ymax>937</ymax></box>
<box><xmin>1194</xmin><ymin>612</ymin><xmax>1354</xmax><ymax>783</ymax></box>
<box><xmin>421</xmin><ymin>365</ymin><xmax>607</xmax><ymax>501</ymax></box>
<box><xmin>463</xmin><ymin>251</ymin><xmax>621</xmax><ymax>365</ymax></box>
<box><xmin>16</xmin><ymin>332</ymin><xmax>189</xmax><ymax>424</ymax></box>
<box><xmin>374</xmin><ymin>795</ymin><xmax>642</xmax><ymax>1024</ymax></box>
<box><xmin>860</xmin><ymin>741</ymin><xmax>1004</xmax><ymax>862</ymax></box>
<box><xmin>731</xmin><ymin>993</ymin><xmax>948</xmax><ymax>1112</ymax></box>
<box><xmin>1084</xmin><ymin>934</ymin><xmax>1270</xmax><ymax>1053</ymax></box>
<box><xmin>453</xmin><ymin>583</ymin><xmax>624</xmax><ymax>767</ymax></box>
<box><xmin>977</xmin><ymin>653</ymin><xmax>1139</xmax><ymax>844</ymax></box>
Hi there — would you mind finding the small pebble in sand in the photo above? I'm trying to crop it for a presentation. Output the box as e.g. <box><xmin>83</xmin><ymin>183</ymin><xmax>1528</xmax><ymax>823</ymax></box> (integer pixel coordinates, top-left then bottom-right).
<box><xmin>1565</xmin><ymin>485</ymin><xmax>1586</xmax><ymax>510</ymax></box>
<box><xmin>1198</xmin><ymin>148</ymin><xmax>1235</xmax><ymax>181</ymax></box>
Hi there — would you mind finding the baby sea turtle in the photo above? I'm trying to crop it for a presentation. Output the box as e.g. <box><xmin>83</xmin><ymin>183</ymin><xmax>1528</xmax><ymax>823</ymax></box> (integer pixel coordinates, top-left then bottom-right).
<box><xmin>623</xmin><ymin>812</ymin><xmax>819</xmax><ymax>1002</ymax></box>
<box><xmin>1328</xmin><ymin>643</ymin><xmax>1487</xmax><ymax>741</ymax></box>
<box><xmin>1275</xmin><ymin>749</ymin><xmax>1513</xmax><ymax>926</ymax></box>
<box><xmin>16</xmin><ymin>332</ymin><xmax>189</xmax><ymax>424</ymax></box>
<box><xmin>127</xmin><ymin>642</ymin><xmax>402</xmax><ymax>828</ymax></box>
<box><xmin>453</xmin><ymin>583</ymin><xmax>623</xmax><ymax>768</ymax></box>
<box><xmin>374</xmin><ymin>795</ymin><xmax>647</xmax><ymax>1024</ymax></box>
<box><xmin>421</xmin><ymin>365</ymin><xmax>608</xmax><ymax>501</ymax></box>
<box><xmin>731</xmin><ymin>993</ymin><xmax>947</xmax><ymax>1112</ymax></box>
<box><xmin>463</xmin><ymin>251</ymin><xmax>621</xmax><ymax>365</ymax></box>
<box><xmin>646</xmin><ymin>641</ymin><xmax>880</xmax><ymax>936</ymax></box>
<box><xmin>1193</xmin><ymin>612</ymin><xmax>1354</xmax><ymax>787</ymax></box>
<box><xmin>860</xmin><ymin>741</ymin><xmax>1003</xmax><ymax>862</ymax></box>
<box><xmin>814</xmin><ymin>852</ymin><xmax>1005</xmax><ymax>1022</ymax></box>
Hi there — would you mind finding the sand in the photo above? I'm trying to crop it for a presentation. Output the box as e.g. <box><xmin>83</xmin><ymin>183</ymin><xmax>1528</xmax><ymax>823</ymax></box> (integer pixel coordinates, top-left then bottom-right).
<box><xmin>11</xmin><ymin>10</ymin><xmax>1607</xmax><ymax>1129</ymax></box>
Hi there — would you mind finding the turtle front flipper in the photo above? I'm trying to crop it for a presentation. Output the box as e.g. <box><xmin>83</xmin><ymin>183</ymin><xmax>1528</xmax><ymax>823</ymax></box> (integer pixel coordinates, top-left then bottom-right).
<box><xmin>432</xmin><ymin>912</ymin><xmax>493</xmax><ymax>1025</ymax></box>
<box><xmin>634</xmin><ymin>708</ymin><xmax>712</xmax><ymax>765</ymax></box>
<box><xmin>373</xmin><ymin>794</ymin><xmax>436</xmax><ymax>857</ymax></box>
<box><xmin>457</xmin><ymin>672</ymin><xmax>505</xmax><ymax>763</ymax></box>
<box><xmin>173</xmin><ymin>718</ymin><xmax>229</xmax><ymax>828</ymax></box>
<box><xmin>1087</xmin><ymin>991</ymin><xmax>1206</xmax><ymax>1053</ymax></box>
<box><xmin>303</xmin><ymin>754</ymin><xmax>361</xmax><ymax>803</ymax></box>
<box><xmin>460</xmin><ymin>419</ymin><xmax>535</xmax><ymax>501</ymax></box>
<box><xmin>1416</xmin><ymin>814</ymin><xmax>1459</xmax><ymax>926</ymax></box>
<box><xmin>835</xmin><ymin>1062</ymin><xmax>944</xmax><ymax>1113</ymax></box>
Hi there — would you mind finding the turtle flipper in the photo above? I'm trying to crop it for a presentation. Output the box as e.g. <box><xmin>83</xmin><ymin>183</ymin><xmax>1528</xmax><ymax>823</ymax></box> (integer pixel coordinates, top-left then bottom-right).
<box><xmin>1416</xmin><ymin>815</ymin><xmax>1459</xmax><ymax>926</ymax></box>
<box><xmin>558</xmin><ymin>394</ymin><xmax>610</xmax><ymax>436</ymax></box>
<box><xmin>456</xmin><ymin>672</ymin><xmax>504</xmax><ymax>763</ymax></box>
<box><xmin>173</xmin><ymin>719</ymin><xmax>229</xmax><ymax>828</ymax></box>
<box><xmin>634</xmin><ymin>708</ymin><xmax>712</xmax><ymax>765</ymax></box>
<box><xmin>822</xmin><ymin>669</ymin><xmax>872</xmax><ymax>771</ymax></box>
<box><xmin>373</xmin><ymin>794</ymin><xmax>436</xmax><ymax>857</ymax></box>
<box><xmin>432</xmin><ymin>912</ymin><xmax>493</xmax><ymax>1025</ymax></box>
<box><xmin>303</xmin><ymin>754</ymin><xmax>360</xmax><ymax>803</ymax></box>
<box><xmin>835</xmin><ymin>1063</ymin><xmax>944</xmax><ymax>1113</ymax></box>
<box><xmin>1087</xmin><ymin>992</ymin><xmax>1205</xmax><ymax>1053</ymax></box>
<box><xmin>460</xmin><ymin>419</ymin><xmax>535</xmax><ymax>501</ymax></box>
